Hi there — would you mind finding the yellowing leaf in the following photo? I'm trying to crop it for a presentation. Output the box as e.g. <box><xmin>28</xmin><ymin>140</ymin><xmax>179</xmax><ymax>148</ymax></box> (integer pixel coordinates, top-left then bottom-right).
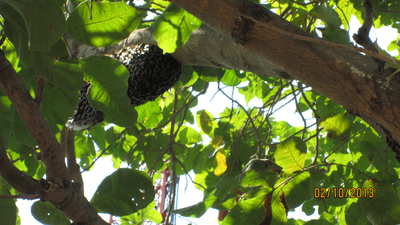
<box><xmin>214</xmin><ymin>151</ymin><xmax>228</xmax><ymax>176</ymax></box>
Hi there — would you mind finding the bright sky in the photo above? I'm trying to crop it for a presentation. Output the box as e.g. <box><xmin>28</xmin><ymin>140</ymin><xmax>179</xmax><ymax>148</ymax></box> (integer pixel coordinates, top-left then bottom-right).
<box><xmin>16</xmin><ymin>16</ymin><xmax>399</xmax><ymax>225</ymax></box>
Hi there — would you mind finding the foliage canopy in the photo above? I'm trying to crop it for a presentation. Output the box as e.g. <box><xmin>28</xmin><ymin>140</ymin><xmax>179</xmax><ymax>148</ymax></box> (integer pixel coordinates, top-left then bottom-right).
<box><xmin>1</xmin><ymin>0</ymin><xmax>400</xmax><ymax>225</ymax></box>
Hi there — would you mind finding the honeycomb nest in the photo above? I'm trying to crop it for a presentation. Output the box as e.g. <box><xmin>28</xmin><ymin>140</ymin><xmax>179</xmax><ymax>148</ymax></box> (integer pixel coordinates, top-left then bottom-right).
<box><xmin>114</xmin><ymin>44</ymin><xmax>182</xmax><ymax>106</ymax></box>
<box><xmin>66</xmin><ymin>82</ymin><xmax>104</xmax><ymax>131</ymax></box>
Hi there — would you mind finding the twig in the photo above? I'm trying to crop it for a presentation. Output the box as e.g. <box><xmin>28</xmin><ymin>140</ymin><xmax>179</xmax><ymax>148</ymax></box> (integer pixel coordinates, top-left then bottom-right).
<box><xmin>0</xmin><ymin>193</ymin><xmax>39</xmax><ymax>199</ymax></box>
<box><xmin>298</xmin><ymin>84</ymin><xmax>321</xmax><ymax>164</ymax></box>
<box><xmin>82</xmin><ymin>128</ymin><xmax>128</xmax><ymax>172</ymax></box>
<box><xmin>174</xmin><ymin>158</ymin><xmax>207</xmax><ymax>190</ymax></box>
<box><xmin>290</xmin><ymin>82</ymin><xmax>307</xmax><ymax>139</ymax></box>
<box><xmin>164</xmin><ymin>89</ymin><xmax>179</xmax><ymax>225</ymax></box>
<box><xmin>353</xmin><ymin>0</ymin><xmax>376</xmax><ymax>52</ymax></box>
<box><xmin>218</xmin><ymin>82</ymin><xmax>264</xmax><ymax>154</ymax></box>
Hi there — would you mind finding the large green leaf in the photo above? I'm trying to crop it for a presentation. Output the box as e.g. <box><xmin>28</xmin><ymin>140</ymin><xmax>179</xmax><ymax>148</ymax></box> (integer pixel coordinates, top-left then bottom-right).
<box><xmin>67</xmin><ymin>1</ymin><xmax>143</xmax><ymax>47</ymax></box>
<box><xmin>42</xmin><ymin>61</ymin><xmax>83</xmax><ymax>127</ymax></box>
<box><xmin>321</xmin><ymin>113</ymin><xmax>352</xmax><ymax>136</ymax></box>
<box><xmin>221</xmin><ymin>70</ymin><xmax>242</xmax><ymax>86</ymax></box>
<box><xmin>120</xmin><ymin>202</ymin><xmax>162</xmax><ymax>225</ymax></box>
<box><xmin>152</xmin><ymin>4</ymin><xmax>202</xmax><ymax>53</ymax></box>
<box><xmin>241</xmin><ymin>159</ymin><xmax>281</xmax><ymax>188</ymax></box>
<box><xmin>91</xmin><ymin>168</ymin><xmax>155</xmax><ymax>216</ymax></box>
<box><xmin>80</xmin><ymin>56</ymin><xmax>137</xmax><ymax>127</ymax></box>
<box><xmin>196</xmin><ymin>110</ymin><xmax>214</xmax><ymax>135</ymax></box>
<box><xmin>177</xmin><ymin>126</ymin><xmax>202</xmax><ymax>145</ymax></box>
<box><xmin>135</xmin><ymin>101</ymin><xmax>163</xmax><ymax>129</ymax></box>
<box><xmin>274</xmin><ymin>137</ymin><xmax>307</xmax><ymax>173</ymax></box>
<box><xmin>31</xmin><ymin>201</ymin><xmax>69</xmax><ymax>225</ymax></box>
<box><xmin>74</xmin><ymin>133</ymin><xmax>96</xmax><ymax>168</ymax></box>
<box><xmin>221</xmin><ymin>188</ymin><xmax>270</xmax><ymax>225</ymax></box>
<box><xmin>310</xmin><ymin>5</ymin><xmax>341</xmax><ymax>27</ymax></box>
<box><xmin>0</xmin><ymin>0</ymin><xmax>66</xmax><ymax>52</ymax></box>
<box><xmin>174</xmin><ymin>191</ymin><xmax>217</xmax><ymax>218</ymax></box>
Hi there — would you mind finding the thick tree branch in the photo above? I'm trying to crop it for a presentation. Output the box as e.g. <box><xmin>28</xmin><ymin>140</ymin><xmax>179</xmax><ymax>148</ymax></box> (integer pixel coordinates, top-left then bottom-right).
<box><xmin>0</xmin><ymin>53</ymin><xmax>109</xmax><ymax>225</ymax></box>
<box><xmin>73</xmin><ymin>26</ymin><xmax>289</xmax><ymax>79</ymax></box>
<box><xmin>0</xmin><ymin>54</ymin><xmax>68</xmax><ymax>180</ymax></box>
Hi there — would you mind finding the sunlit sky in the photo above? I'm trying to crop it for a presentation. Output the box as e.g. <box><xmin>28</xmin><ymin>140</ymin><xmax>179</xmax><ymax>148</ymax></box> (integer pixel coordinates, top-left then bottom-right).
<box><xmin>16</xmin><ymin>15</ymin><xmax>398</xmax><ymax>225</ymax></box>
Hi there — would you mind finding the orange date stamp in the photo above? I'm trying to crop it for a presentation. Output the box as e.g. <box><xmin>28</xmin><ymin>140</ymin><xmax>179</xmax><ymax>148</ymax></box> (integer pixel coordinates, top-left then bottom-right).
<box><xmin>314</xmin><ymin>187</ymin><xmax>376</xmax><ymax>199</ymax></box>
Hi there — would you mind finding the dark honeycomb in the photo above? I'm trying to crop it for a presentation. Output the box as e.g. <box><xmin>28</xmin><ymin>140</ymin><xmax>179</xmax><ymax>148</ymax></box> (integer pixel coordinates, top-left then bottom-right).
<box><xmin>114</xmin><ymin>44</ymin><xmax>182</xmax><ymax>106</ymax></box>
<box><xmin>66</xmin><ymin>82</ymin><xmax>104</xmax><ymax>131</ymax></box>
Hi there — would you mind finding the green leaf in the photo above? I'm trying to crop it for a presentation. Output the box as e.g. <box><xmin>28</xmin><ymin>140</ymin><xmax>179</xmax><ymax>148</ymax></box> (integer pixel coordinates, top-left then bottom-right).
<box><xmin>358</xmin><ymin>180</ymin><xmax>400</xmax><ymax>225</ymax></box>
<box><xmin>221</xmin><ymin>70</ymin><xmax>242</xmax><ymax>86</ymax></box>
<box><xmin>280</xmin><ymin>171</ymin><xmax>325</xmax><ymax>209</ymax></box>
<box><xmin>80</xmin><ymin>56</ymin><xmax>137</xmax><ymax>127</ymax></box>
<box><xmin>120</xmin><ymin>202</ymin><xmax>162</xmax><ymax>224</ymax></box>
<box><xmin>320</xmin><ymin>113</ymin><xmax>352</xmax><ymax>136</ymax></box>
<box><xmin>177</xmin><ymin>126</ymin><xmax>202</xmax><ymax>145</ymax></box>
<box><xmin>271</xmin><ymin>191</ymin><xmax>288</xmax><ymax>225</ymax></box>
<box><xmin>318</xmin><ymin>26</ymin><xmax>350</xmax><ymax>44</ymax></box>
<box><xmin>221</xmin><ymin>188</ymin><xmax>270</xmax><ymax>225</ymax></box>
<box><xmin>74</xmin><ymin>133</ymin><xmax>96</xmax><ymax>167</ymax></box>
<box><xmin>67</xmin><ymin>1</ymin><xmax>143</xmax><ymax>47</ymax></box>
<box><xmin>194</xmin><ymin>66</ymin><xmax>224</xmax><ymax>82</ymax></box>
<box><xmin>274</xmin><ymin>137</ymin><xmax>307</xmax><ymax>173</ymax></box>
<box><xmin>31</xmin><ymin>201</ymin><xmax>69</xmax><ymax>225</ymax></box>
<box><xmin>0</xmin><ymin>0</ymin><xmax>66</xmax><ymax>51</ymax></box>
<box><xmin>152</xmin><ymin>4</ymin><xmax>202</xmax><ymax>53</ymax></box>
<box><xmin>311</xmin><ymin>5</ymin><xmax>341</xmax><ymax>27</ymax></box>
<box><xmin>91</xmin><ymin>168</ymin><xmax>155</xmax><ymax>216</ymax></box>
<box><xmin>0</xmin><ymin>180</ymin><xmax>17</xmax><ymax>225</ymax></box>
<box><xmin>178</xmin><ymin>66</ymin><xmax>199</xmax><ymax>87</ymax></box>
<box><xmin>241</xmin><ymin>159</ymin><xmax>281</xmax><ymax>188</ymax></box>
<box><xmin>3</xmin><ymin>39</ymin><xmax>21</xmax><ymax>72</ymax></box>
<box><xmin>197</xmin><ymin>110</ymin><xmax>214</xmax><ymax>135</ymax></box>
<box><xmin>174</xmin><ymin>192</ymin><xmax>217</xmax><ymax>217</ymax></box>
<box><xmin>42</xmin><ymin>61</ymin><xmax>83</xmax><ymax>127</ymax></box>
<box><xmin>346</xmin><ymin>201</ymin><xmax>373</xmax><ymax>225</ymax></box>
<box><xmin>135</xmin><ymin>101</ymin><xmax>163</xmax><ymax>128</ymax></box>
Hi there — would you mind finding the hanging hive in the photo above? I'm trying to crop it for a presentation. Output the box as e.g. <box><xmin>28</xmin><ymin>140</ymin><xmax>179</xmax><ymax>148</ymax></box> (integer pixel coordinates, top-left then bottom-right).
<box><xmin>66</xmin><ymin>82</ymin><xmax>104</xmax><ymax>131</ymax></box>
<box><xmin>114</xmin><ymin>44</ymin><xmax>182</xmax><ymax>106</ymax></box>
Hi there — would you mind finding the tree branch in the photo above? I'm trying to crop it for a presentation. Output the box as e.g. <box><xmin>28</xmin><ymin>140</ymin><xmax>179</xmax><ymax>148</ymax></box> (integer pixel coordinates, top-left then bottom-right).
<box><xmin>353</xmin><ymin>0</ymin><xmax>376</xmax><ymax>53</ymax></box>
<box><xmin>0</xmin><ymin>53</ymin><xmax>68</xmax><ymax>180</ymax></box>
<box><xmin>0</xmin><ymin>53</ymin><xmax>109</xmax><ymax>225</ymax></box>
